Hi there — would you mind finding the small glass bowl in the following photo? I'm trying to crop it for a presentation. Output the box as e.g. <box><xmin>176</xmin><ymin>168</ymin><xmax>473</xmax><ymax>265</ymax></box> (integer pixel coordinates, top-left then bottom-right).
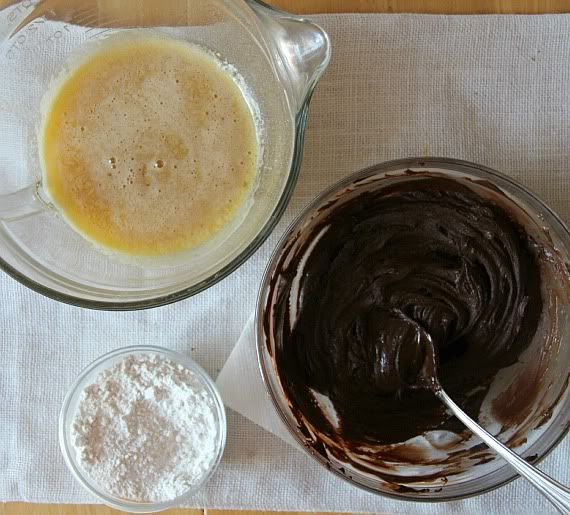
<box><xmin>59</xmin><ymin>345</ymin><xmax>227</xmax><ymax>513</ymax></box>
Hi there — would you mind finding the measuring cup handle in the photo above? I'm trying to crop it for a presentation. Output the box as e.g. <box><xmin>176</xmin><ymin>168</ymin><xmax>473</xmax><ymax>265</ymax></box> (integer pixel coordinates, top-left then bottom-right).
<box><xmin>0</xmin><ymin>184</ymin><xmax>45</xmax><ymax>221</ymax></box>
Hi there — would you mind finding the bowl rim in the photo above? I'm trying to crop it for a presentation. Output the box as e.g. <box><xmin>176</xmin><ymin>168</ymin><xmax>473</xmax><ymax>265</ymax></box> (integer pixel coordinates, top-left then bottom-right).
<box><xmin>58</xmin><ymin>344</ymin><xmax>227</xmax><ymax>513</ymax></box>
<box><xmin>255</xmin><ymin>156</ymin><xmax>570</xmax><ymax>503</ymax></box>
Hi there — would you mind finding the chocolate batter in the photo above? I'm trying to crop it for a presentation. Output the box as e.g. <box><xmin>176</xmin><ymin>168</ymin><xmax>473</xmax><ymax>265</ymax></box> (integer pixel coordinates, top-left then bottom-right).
<box><xmin>271</xmin><ymin>176</ymin><xmax>543</xmax><ymax>446</ymax></box>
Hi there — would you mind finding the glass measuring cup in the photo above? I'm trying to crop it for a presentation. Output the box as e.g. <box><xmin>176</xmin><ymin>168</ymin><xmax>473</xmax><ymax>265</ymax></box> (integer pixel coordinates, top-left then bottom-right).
<box><xmin>0</xmin><ymin>0</ymin><xmax>330</xmax><ymax>309</ymax></box>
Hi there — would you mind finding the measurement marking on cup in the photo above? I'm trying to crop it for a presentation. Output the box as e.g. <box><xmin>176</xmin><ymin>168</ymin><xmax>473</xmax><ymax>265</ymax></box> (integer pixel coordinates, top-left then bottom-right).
<box><xmin>7</xmin><ymin>0</ymin><xmax>39</xmax><ymax>23</ymax></box>
<box><xmin>5</xmin><ymin>20</ymin><xmax>72</xmax><ymax>59</ymax></box>
<box><xmin>44</xmin><ymin>24</ymin><xmax>72</xmax><ymax>44</ymax></box>
<box><xmin>5</xmin><ymin>18</ymin><xmax>45</xmax><ymax>59</ymax></box>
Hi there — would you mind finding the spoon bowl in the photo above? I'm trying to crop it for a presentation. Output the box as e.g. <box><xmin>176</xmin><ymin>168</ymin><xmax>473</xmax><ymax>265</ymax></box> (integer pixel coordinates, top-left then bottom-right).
<box><xmin>415</xmin><ymin>327</ymin><xmax>570</xmax><ymax>514</ymax></box>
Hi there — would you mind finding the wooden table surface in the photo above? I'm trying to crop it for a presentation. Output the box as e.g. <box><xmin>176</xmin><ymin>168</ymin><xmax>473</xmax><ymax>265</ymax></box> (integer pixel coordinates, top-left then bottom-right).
<box><xmin>3</xmin><ymin>0</ymin><xmax>569</xmax><ymax>514</ymax></box>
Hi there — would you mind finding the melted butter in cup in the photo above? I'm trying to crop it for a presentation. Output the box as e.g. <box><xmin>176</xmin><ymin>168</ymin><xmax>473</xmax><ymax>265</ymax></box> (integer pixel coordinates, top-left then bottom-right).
<box><xmin>40</xmin><ymin>35</ymin><xmax>259</xmax><ymax>258</ymax></box>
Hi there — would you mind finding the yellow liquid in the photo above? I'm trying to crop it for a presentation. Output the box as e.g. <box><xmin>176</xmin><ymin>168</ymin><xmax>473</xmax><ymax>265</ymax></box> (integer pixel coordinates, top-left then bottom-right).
<box><xmin>41</xmin><ymin>37</ymin><xmax>258</xmax><ymax>256</ymax></box>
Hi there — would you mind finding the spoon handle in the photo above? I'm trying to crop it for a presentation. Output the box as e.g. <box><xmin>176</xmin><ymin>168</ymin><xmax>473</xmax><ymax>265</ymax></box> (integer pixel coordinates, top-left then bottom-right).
<box><xmin>436</xmin><ymin>388</ymin><xmax>570</xmax><ymax>515</ymax></box>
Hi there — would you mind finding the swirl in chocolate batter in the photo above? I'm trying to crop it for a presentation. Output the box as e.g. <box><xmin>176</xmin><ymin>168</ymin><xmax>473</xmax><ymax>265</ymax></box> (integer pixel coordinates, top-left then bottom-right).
<box><xmin>271</xmin><ymin>176</ymin><xmax>543</xmax><ymax>447</ymax></box>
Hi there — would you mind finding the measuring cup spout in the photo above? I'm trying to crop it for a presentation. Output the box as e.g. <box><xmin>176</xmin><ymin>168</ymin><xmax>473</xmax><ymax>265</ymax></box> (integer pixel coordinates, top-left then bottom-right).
<box><xmin>0</xmin><ymin>183</ymin><xmax>44</xmax><ymax>221</ymax></box>
<box><xmin>248</xmin><ymin>1</ymin><xmax>331</xmax><ymax>114</ymax></box>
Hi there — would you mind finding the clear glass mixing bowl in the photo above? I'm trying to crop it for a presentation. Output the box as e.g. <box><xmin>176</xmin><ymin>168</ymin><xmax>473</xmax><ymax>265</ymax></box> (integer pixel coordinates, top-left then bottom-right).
<box><xmin>0</xmin><ymin>0</ymin><xmax>330</xmax><ymax>309</ymax></box>
<box><xmin>257</xmin><ymin>157</ymin><xmax>570</xmax><ymax>502</ymax></box>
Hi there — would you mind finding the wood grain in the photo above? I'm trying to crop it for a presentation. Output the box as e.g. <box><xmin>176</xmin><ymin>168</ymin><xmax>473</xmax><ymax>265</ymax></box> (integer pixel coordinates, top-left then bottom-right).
<box><xmin>0</xmin><ymin>506</ymin><xmax>203</xmax><ymax>515</ymax></box>
<box><xmin>0</xmin><ymin>507</ymin><xmax>359</xmax><ymax>515</ymax></box>
<box><xmin>5</xmin><ymin>0</ymin><xmax>569</xmax><ymax>514</ymax></box>
<box><xmin>268</xmin><ymin>0</ymin><xmax>570</xmax><ymax>14</ymax></box>
<box><xmin>29</xmin><ymin>0</ymin><xmax>570</xmax><ymax>28</ymax></box>
<box><xmin>206</xmin><ymin>511</ymin><xmax>358</xmax><ymax>515</ymax></box>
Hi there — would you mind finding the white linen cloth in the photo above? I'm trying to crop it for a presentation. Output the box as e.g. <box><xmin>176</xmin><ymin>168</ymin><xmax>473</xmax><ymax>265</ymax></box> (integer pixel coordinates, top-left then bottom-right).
<box><xmin>1</xmin><ymin>12</ymin><xmax>569</xmax><ymax>514</ymax></box>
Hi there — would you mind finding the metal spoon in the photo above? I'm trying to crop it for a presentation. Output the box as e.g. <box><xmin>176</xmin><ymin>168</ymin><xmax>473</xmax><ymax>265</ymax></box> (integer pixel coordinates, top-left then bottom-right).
<box><xmin>417</xmin><ymin>333</ymin><xmax>570</xmax><ymax>514</ymax></box>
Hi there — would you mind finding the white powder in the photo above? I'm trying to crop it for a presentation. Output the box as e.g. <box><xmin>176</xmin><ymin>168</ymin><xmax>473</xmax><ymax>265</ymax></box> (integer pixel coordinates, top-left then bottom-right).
<box><xmin>71</xmin><ymin>353</ymin><xmax>220</xmax><ymax>502</ymax></box>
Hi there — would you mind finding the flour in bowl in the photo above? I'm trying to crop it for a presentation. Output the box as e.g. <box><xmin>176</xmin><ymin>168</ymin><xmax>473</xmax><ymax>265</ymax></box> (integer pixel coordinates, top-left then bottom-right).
<box><xmin>71</xmin><ymin>353</ymin><xmax>220</xmax><ymax>502</ymax></box>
